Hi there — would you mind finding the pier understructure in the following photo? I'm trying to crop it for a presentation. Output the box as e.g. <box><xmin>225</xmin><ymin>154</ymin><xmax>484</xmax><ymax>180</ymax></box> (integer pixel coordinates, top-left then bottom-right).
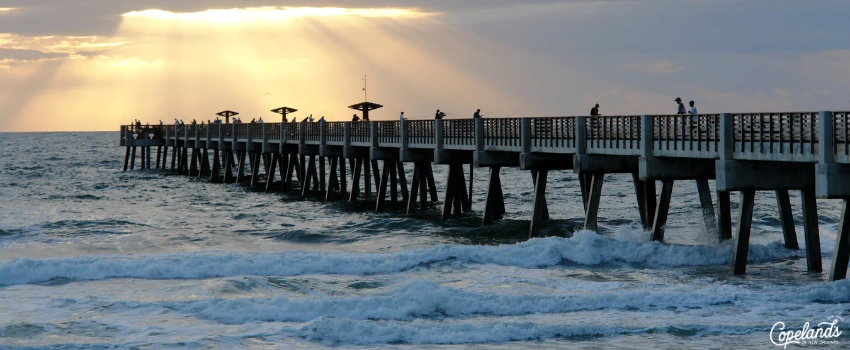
<box><xmin>121</xmin><ymin>111</ymin><xmax>850</xmax><ymax>280</ymax></box>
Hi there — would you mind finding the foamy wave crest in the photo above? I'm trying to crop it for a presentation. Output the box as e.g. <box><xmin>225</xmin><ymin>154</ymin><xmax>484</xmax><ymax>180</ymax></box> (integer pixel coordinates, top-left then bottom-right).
<box><xmin>295</xmin><ymin>317</ymin><xmax>757</xmax><ymax>345</ymax></box>
<box><xmin>172</xmin><ymin>279</ymin><xmax>755</xmax><ymax>323</ymax></box>
<box><xmin>0</xmin><ymin>231</ymin><xmax>801</xmax><ymax>286</ymax></box>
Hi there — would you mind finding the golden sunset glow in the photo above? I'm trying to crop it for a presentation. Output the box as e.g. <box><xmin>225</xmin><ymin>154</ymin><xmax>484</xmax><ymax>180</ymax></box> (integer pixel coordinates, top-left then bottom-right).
<box><xmin>123</xmin><ymin>7</ymin><xmax>436</xmax><ymax>22</ymax></box>
<box><xmin>0</xmin><ymin>6</ymin><xmax>521</xmax><ymax>131</ymax></box>
<box><xmin>0</xmin><ymin>8</ymin><xmax>16</xmax><ymax>12</ymax></box>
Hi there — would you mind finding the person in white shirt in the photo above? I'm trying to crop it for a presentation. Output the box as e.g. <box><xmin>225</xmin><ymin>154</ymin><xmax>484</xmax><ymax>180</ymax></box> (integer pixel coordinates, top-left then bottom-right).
<box><xmin>688</xmin><ymin>100</ymin><xmax>697</xmax><ymax>114</ymax></box>
<box><xmin>399</xmin><ymin>112</ymin><xmax>405</xmax><ymax>121</ymax></box>
<box><xmin>308</xmin><ymin>114</ymin><xmax>314</xmax><ymax>122</ymax></box>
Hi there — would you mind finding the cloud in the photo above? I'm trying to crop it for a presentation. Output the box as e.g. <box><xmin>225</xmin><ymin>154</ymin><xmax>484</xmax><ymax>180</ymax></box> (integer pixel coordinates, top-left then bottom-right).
<box><xmin>613</xmin><ymin>60</ymin><xmax>683</xmax><ymax>74</ymax></box>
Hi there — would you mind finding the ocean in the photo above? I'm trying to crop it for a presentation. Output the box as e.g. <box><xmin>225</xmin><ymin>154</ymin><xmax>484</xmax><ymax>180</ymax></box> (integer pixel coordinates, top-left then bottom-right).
<box><xmin>1</xmin><ymin>132</ymin><xmax>848</xmax><ymax>349</ymax></box>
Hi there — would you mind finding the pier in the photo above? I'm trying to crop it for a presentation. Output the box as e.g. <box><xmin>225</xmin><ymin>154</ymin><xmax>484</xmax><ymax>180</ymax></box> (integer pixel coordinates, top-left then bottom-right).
<box><xmin>120</xmin><ymin>108</ymin><xmax>850</xmax><ymax>281</ymax></box>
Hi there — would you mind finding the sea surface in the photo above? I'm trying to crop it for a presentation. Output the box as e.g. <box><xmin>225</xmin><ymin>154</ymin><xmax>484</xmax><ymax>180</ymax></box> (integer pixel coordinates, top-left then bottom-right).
<box><xmin>1</xmin><ymin>132</ymin><xmax>849</xmax><ymax>349</ymax></box>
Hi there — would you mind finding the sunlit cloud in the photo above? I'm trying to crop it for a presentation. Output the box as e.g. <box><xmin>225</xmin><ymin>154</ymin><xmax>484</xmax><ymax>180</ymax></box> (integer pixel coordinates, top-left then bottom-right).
<box><xmin>122</xmin><ymin>7</ymin><xmax>437</xmax><ymax>23</ymax></box>
<box><xmin>0</xmin><ymin>34</ymin><xmax>129</xmax><ymax>58</ymax></box>
<box><xmin>0</xmin><ymin>8</ymin><xmax>16</xmax><ymax>13</ymax></box>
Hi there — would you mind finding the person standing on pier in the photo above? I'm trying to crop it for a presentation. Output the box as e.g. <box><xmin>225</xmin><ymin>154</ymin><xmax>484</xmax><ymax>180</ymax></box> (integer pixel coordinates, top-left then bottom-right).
<box><xmin>688</xmin><ymin>100</ymin><xmax>697</xmax><ymax>114</ymax></box>
<box><xmin>352</xmin><ymin>114</ymin><xmax>360</xmax><ymax>122</ymax></box>
<box><xmin>473</xmin><ymin>109</ymin><xmax>481</xmax><ymax>118</ymax></box>
<box><xmin>291</xmin><ymin>116</ymin><xmax>297</xmax><ymax>123</ymax></box>
<box><xmin>675</xmin><ymin>97</ymin><xmax>686</xmax><ymax>114</ymax></box>
<box><xmin>435</xmin><ymin>109</ymin><xmax>445</xmax><ymax>120</ymax></box>
<box><xmin>590</xmin><ymin>104</ymin><xmax>600</xmax><ymax>116</ymax></box>
<box><xmin>258</xmin><ymin>117</ymin><xmax>264</xmax><ymax>123</ymax></box>
<box><xmin>399</xmin><ymin>111</ymin><xmax>405</xmax><ymax>121</ymax></box>
<box><xmin>319</xmin><ymin>116</ymin><xmax>325</xmax><ymax>122</ymax></box>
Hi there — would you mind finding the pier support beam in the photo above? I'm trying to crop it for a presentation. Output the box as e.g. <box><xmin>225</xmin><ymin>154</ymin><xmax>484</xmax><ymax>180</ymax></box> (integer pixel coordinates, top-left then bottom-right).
<box><xmin>211</xmin><ymin>149</ymin><xmax>221</xmax><ymax>183</ymax></box>
<box><xmin>441</xmin><ymin>164</ymin><xmax>470</xmax><ymax>220</ymax></box>
<box><xmin>696</xmin><ymin>179</ymin><xmax>718</xmax><ymax>237</ymax></box>
<box><xmin>732</xmin><ymin>190</ymin><xmax>756</xmax><ymax>275</ymax></box>
<box><xmin>349</xmin><ymin>158</ymin><xmax>363</xmax><ymax>201</ymax></box>
<box><xmin>529</xmin><ymin>169</ymin><xmax>549</xmax><ymax>238</ymax></box>
<box><xmin>651</xmin><ymin>180</ymin><xmax>675</xmax><ymax>242</ymax></box>
<box><xmin>775</xmin><ymin>190</ymin><xmax>799</xmax><ymax>249</ymax></box>
<box><xmin>717</xmin><ymin>190</ymin><xmax>732</xmax><ymax>241</ymax></box>
<box><xmin>584</xmin><ymin>173</ymin><xmax>605</xmax><ymax>232</ymax></box>
<box><xmin>830</xmin><ymin>200</ymin><xmax>850</xmax><ymax>281</ymax></box>
<box><xmin>266</xmin><ymin>153</ymin><xmax>278</xmax><ymax>192</ymax></box>
<box><xmin>801</xmin><ymin>188</ymin><xmax>823</xmax><ymax>273</ymax></box>
<box><xmin>482</xmin><ymin>167</ymin><xmax>506</xmax><ymax>226</ymax></box>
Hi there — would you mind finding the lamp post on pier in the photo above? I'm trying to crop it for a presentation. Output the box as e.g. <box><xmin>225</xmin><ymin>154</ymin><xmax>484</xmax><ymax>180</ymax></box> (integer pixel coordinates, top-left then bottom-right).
<box><xmin>271</xmin><ymin>106</ymin><xmax>298</xmax><ymax>123</ymax></box>
<box><xmin>216</xmin><ymin>110</ymin><xmax>239</xmax><ymax>124</ymax></box>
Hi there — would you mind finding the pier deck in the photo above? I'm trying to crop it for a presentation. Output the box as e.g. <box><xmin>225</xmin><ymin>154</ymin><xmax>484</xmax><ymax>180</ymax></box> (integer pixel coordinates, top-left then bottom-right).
<box><xmin>120</xmin><ymin>111</ymin><xmax>850</xmax><ymax>281</ymax></box>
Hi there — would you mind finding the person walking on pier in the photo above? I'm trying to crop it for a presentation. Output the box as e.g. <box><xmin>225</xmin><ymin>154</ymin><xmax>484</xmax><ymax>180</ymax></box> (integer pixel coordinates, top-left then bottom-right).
<box><xmin>352</xmin><ymin>114</ymin><xmax>360</xmax><ymax>122</ymax></box>
<box><xmin>688</xmin><ymin>100</ymin><xmax>697</xmax><ymax>114</ymax></box>
<box><xmin>590</xmin><ymin>103</ymin><xmax>600</xmax><ymax>116</ymax></box>
<box><xmin>675</xmin><ymin>97</ymin><xmax>686</xmax><ymax>114</ymax></box>
<box><xmin>473</xmin><ymin>109</ymin><xmax>481</xmax><ymax>118</ymax></box>
<box><xmin>399</xmin><ymin>111</ymin><xmax>405</xmax><ymax>121</ymax></box>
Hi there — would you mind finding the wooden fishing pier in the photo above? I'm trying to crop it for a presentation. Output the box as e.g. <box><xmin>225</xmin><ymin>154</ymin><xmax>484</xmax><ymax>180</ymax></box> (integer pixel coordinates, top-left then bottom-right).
<box><xmin>120</xmin><ymin>106</ymin><xmax>850</xmax><ymax>281</ymax></box>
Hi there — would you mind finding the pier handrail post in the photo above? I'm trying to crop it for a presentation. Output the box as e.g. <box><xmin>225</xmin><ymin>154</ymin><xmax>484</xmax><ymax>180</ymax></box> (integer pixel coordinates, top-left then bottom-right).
<box><xmin>719</xmin><ymin>113</ymin><xmax>733</xmax><ymax>160</ymax></box>
<box><xmin>640</xmin><ymin>115</ymin><xmax>652</xmax><ymax>158</ymax></box>
<box><xmin>371</xmin><ymin>121</ymin><xmax>379</xmax><ymax>148</ymax></box>
<box><xmin>400</xmin><ymin>119</ymin><xmax>409</xmax><ymax>149</ymax></box>
<box><xmin>819</xmin><ymin>111</ymin><xmax>835</xmax><ymax>164</ymax></box>
<box><xmin>435</xmin><ymin>119</ymin><xmax>445</xmax><ymax>152</ymax></box>
<box><xmin>320</xmin><ymin>119</ymin><xmax>327</xmax><ymax>147</ymax></box>
<box><xmin>184</xmin><ymin>124</ymin><xmax>189</xmax><ymax>149</ymax></box>
<box><xmin>195</xmin><ymin>124</ymin><xmax>201</xmax><ymax>148</ymax></box>
<box><xmin>344</xmin><ymin>122</ymin><xmax>352</xmax><ymax>148</ymax></box>
<box><xmin>521</xmin><ymin>118</ymin><xmax>531</xmax><ymax>154</ymax></box>
<box><xmin>299</xmin><ymin>121</ymin><xmax>306</xmax><ymax>147</ymax></box>
<box><xmin>246</xmin><ymin>122</ymin><xmax>253</xmax><ymax>151</ymax></box>
<box><xmin>262</xmin><ymin>123</ymin><xmax>269</xmax><ymax>153</ymax></box>
<box><xmin>576</xmin><ymin>116</ymin><xmax>587</xmax><ymax>155</ymax></box>
<box><xmin>475</xmin><ymin>117</ymin><xmax>484</xmax><ymax>152</ymax></box>
<box><xmin>164</xmin><ymin>125</ymin><xmax>169</xmax><ymax>148</ymax></box>
<box><xmin>218</xmin><ymin>123</ymin><xmax>224</xmax><ymax>150</ymax></box>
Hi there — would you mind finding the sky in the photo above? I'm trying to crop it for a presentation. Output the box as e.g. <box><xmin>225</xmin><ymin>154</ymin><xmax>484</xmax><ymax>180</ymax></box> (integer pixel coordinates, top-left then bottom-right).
<box><xmin>0</xmin><ymin>0</ymin><xmax>848</xmax><ymax>131</ymax></box>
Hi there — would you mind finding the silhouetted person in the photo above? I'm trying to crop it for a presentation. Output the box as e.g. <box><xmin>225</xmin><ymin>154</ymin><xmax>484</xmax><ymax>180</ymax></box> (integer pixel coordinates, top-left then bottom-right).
<box><xmin>473</xmin><ymin>109</ymin><xmax>481</xmax><ymax>118</ymax></box>
<box><xmin>399</xmin><ymin>111</ymin><xmax>405</xmax><ymax>121</ymax></box>
<box><xmin>590</xmin><ymin>103</ymin><xmax>600</xmax><ymax>116</ymax></box>
<box><xmin>250</xmin><ymin>118</ymin><xmax>256</xmax><ymax>123</ymax></box>
<box><xmin>688</xmin><ymin>100</ymin><xmax>697</xmax><ymax>114</ymax></box>
<box><xmin>675</xmin><ymin>97</ymin><xmax>686</xmax><ymax>114</ymax></box>
<box><xmin>352</xmin><ymin>114</ymin><xmax>360</xmax><ymax>122</ymax></box>
<box><xmin>435</xmin><ymin>109</ymin><xmax>445</xmax><ymax>120</ymax></box>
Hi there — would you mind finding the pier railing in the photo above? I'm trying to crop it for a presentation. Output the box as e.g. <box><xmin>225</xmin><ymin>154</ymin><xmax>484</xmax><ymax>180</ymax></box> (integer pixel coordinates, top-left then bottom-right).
<box><xmin>350</xmin><ymin>121</ymin><xmax>371</xmax><ymax>147</ymax></box>
<box><xmin>586</xmin><ymin>115</ymin><xmax>642</xmax><ymax>156</ymax></box>
<box><xmin>407</xmin><ymin>120</ymin><xmax>435</xmax><ymax>148</ymax></box>
<box><xmin>531</xmin><ymin>117</ymin><xmax>576</xmax><ymax>153</ymax></box>
<box><xmin>326</xmin><ymin>122</ymin><xmax>345</xmax><ymax>145</ymax></box>
<box><xmin>143</xmin><ymin>111</ymin><xmax>850</xmax><ymax>165</ymax></box>
<box><xmin>443</xmin><ymin>119</ymin><xmax>476</xmax><ymax>150</ymax></box>
<box><xmin>377</xmin><ymin>121</ymin><xmax>401</xmax><ymax>147</ymax></box>
<box><xmin>650</xmin><ymin>114</ymin><xmax>720</xmax><ymax>158</ymax></box>
<box><xmin>484</xmin><ymin>118</ymin><xmax>522</xmax><ymax>152</ymax></box>
<box><xmin>265</xmin><ymin>123</ymin><xmax>280</xmax><ymax>141</ymax></box>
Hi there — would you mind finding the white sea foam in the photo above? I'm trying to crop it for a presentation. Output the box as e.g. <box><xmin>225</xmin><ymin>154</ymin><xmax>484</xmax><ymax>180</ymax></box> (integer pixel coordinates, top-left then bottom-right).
<box><xmin>0</xmin><ymin>231</ymin><xmax>803</xmax><ymax>286</ymax></box>
<box><xmin>168</xmin><ymin>279</ymin><xmax>753</xmax><ymax>323</ymax></box>
<box><xmin>168</xmin><ymin>279</ymin><xmax>850</xmax><ymax>324</ymax></box>
<box><xmin>294</xmin><ymin>317</ymin><xmax>759</xmax><ymax>345</ymax></box>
